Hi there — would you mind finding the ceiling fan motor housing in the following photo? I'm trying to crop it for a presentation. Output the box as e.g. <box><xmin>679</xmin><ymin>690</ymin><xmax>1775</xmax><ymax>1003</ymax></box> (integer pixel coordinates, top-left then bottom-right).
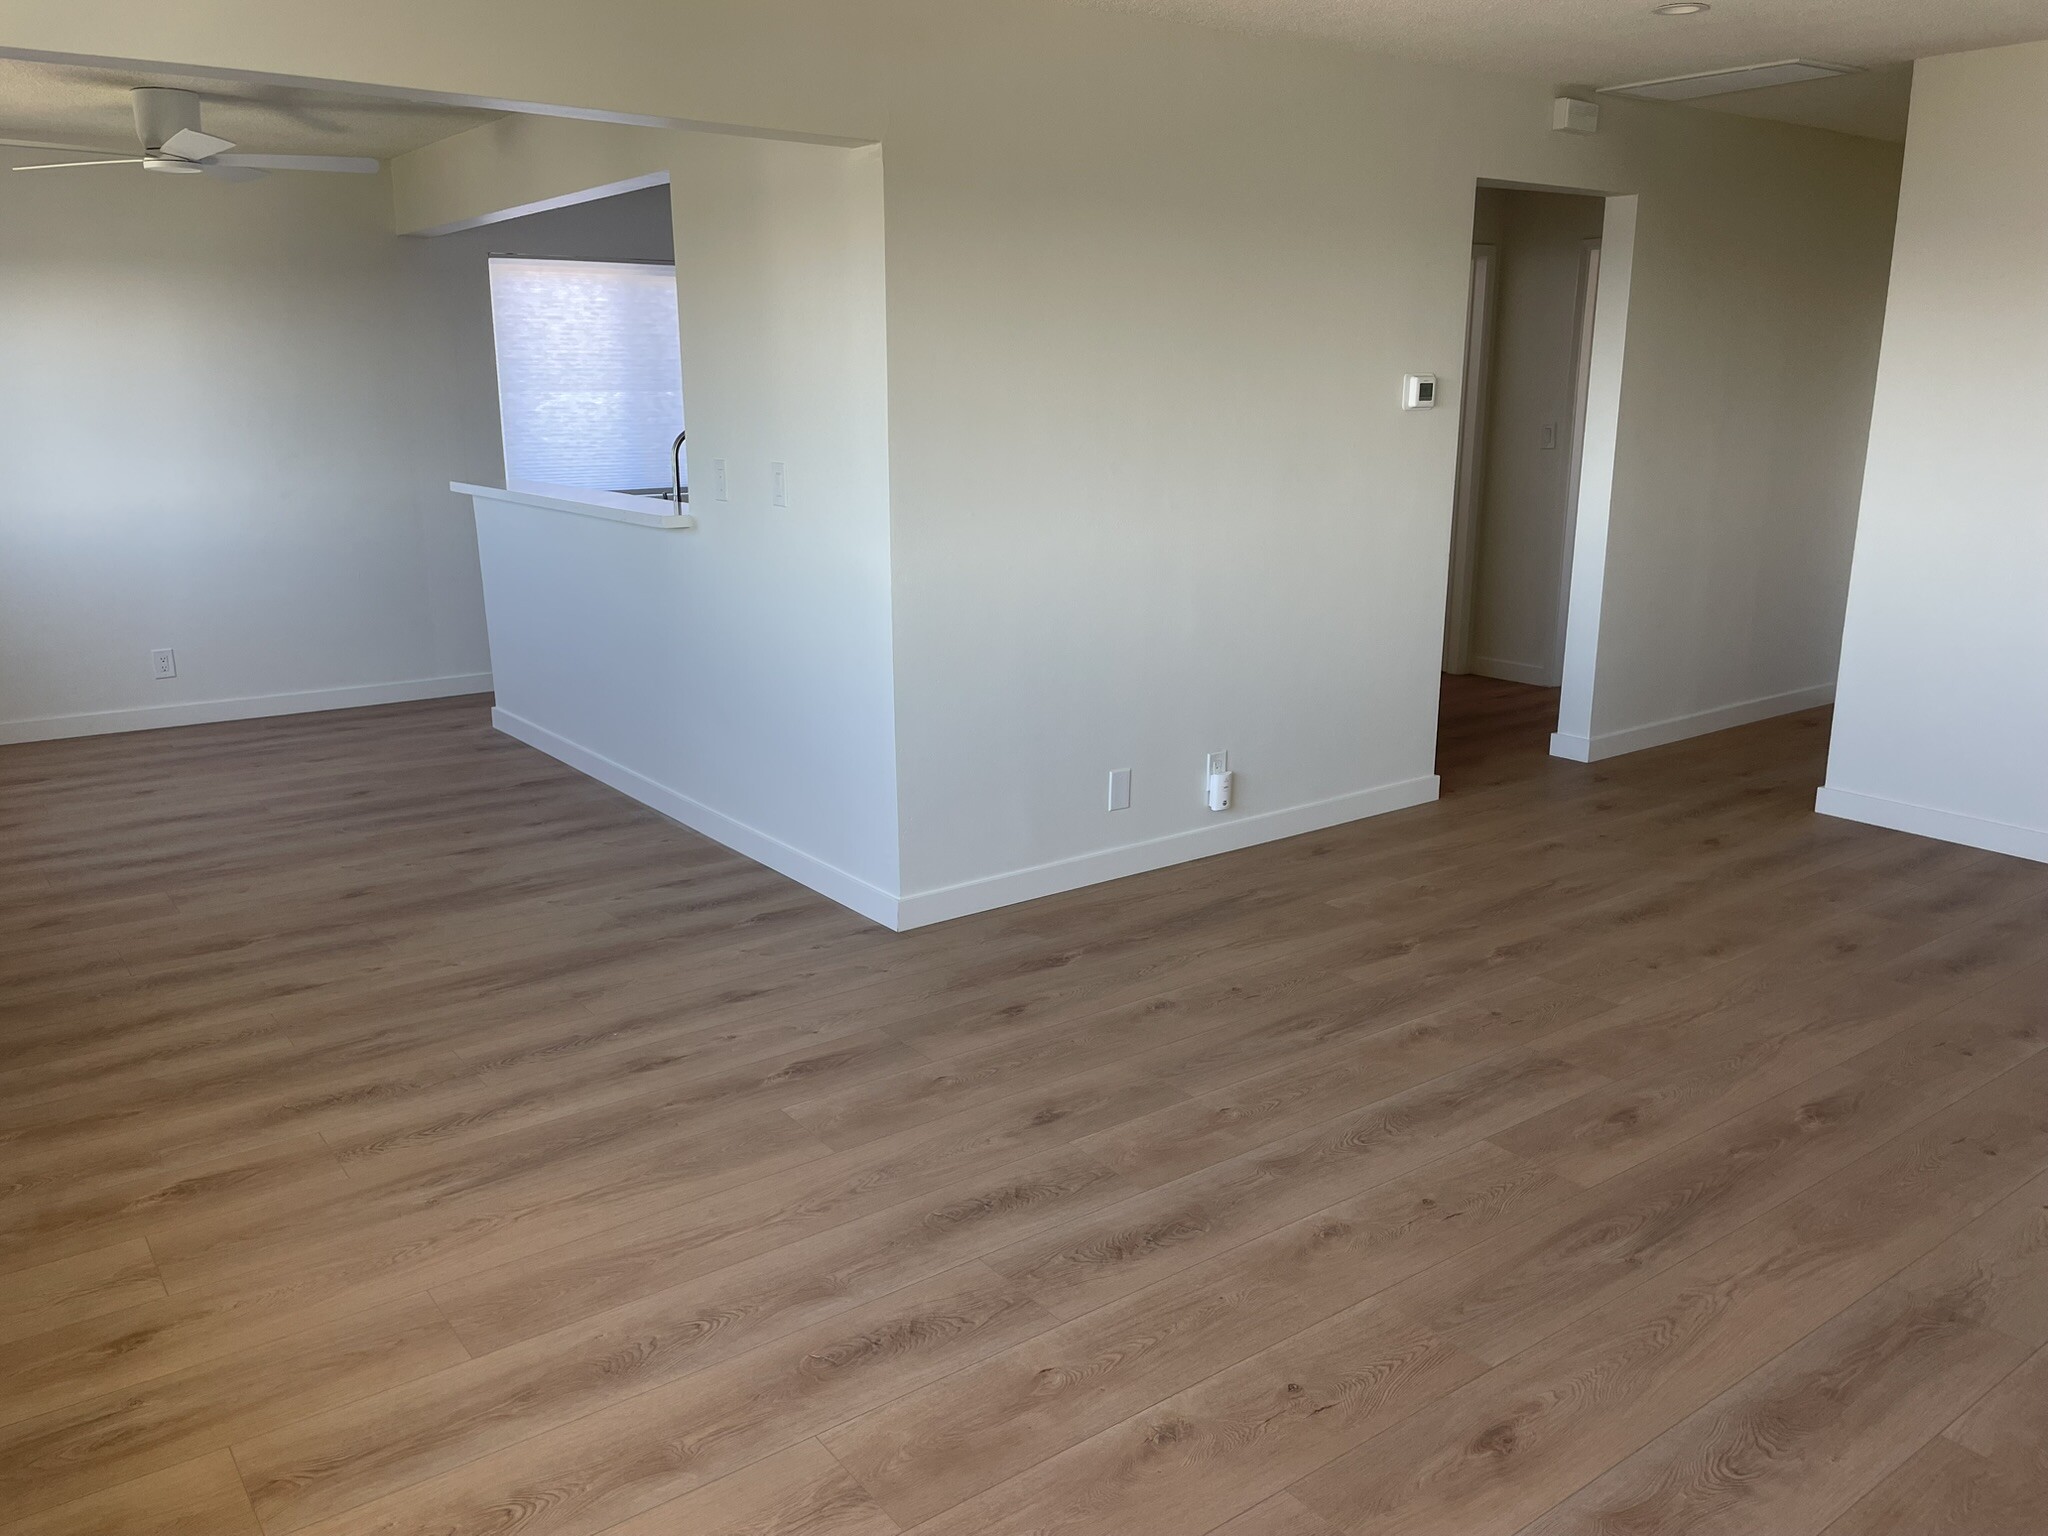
<box><xmin>131</xmin><ymin>87</ymin><xmax>202</xmax><ymax>151</ymax></box>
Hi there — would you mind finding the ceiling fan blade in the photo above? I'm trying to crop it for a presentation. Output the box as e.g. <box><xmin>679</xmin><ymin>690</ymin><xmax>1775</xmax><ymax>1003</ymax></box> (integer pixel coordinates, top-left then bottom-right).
<box><xmin>199</xmin><ymin>161</ymin><xmax>269</xmax><ymax>182</ymax></box>
<box><xmin>11</xmin><ymin>158</ymin><xmax>146</xmax><ymax>172</ymax></box>
<box><xmin>1</xmin><ymin>136</ymin><xmax>126</xmax><ymax>155</ymax></box>
<box><xmin>209</xmin><ymin>153</ymin><xmax>379</xmax><ymax>175</ymax></box>
<box><xmin>159</xmin><ymin>127</ymin><xmax>236</xmax><ymax>160</ymax></box>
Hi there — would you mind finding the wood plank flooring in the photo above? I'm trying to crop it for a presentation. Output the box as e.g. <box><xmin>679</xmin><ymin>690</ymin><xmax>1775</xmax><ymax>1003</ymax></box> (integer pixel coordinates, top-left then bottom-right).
<box><xmin>3</xmin><ymin>673</ymin><xmax>2045</xmax><ymax>1535</ymax></box>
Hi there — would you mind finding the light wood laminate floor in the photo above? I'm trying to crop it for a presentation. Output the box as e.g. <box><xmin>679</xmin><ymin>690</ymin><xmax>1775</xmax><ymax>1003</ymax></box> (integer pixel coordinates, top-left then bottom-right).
<box><xmin>3</xmin><ymin>675</ymin><xmax>2046</xmax><ymax>1536</ymax></box>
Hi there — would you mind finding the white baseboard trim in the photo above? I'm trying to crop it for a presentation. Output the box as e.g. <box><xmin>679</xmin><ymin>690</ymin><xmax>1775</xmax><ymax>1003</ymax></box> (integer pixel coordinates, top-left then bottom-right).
<box><xmin>0</xmin><ymin>673</ymin><xmax>494</xmax><ymax>746</ymax></box>
<box><xmin>495</xmin><ymin>707</ymin><xmax>1441</xmax><ymax>930</ymax></box>
<box><xmin>1815</xmin><ymin>786</ymin><xmax>2048</xmax><ymax>866</ymax></box>
<box><xmin>896</xmin><ymin>775</ymin><xmax>1442</xmax><ymax>929</ymax></box>
<box><xmin>492</xmin><ymin>707</ymin><xmax>903</xmax><ymax>928</ymax></box>
<box><xmin>1547</xmin><ymin>730</ymin><xmax>1597</xmax><ymax>763</ymax></box>
<box><xmin>1549</xmin><ymin>682</ymin><xmax>1834</xmax><ymax>764</ymax></box>
<box><xmin>1471</xmin><ymin>656</ymin><xmax>1557</xmax><ymax>688</ymax></box>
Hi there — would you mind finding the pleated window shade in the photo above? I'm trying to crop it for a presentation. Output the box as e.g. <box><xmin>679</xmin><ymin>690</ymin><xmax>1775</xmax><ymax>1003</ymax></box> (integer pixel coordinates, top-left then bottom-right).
<box><xmin>488</xmin><ymin>257</ymin><xmax>685</xmax><ymax>491</ymax></box>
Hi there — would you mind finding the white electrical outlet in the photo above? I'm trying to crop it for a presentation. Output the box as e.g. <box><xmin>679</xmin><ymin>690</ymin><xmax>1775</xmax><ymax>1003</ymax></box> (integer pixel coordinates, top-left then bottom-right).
<box><xmin>150</xmin><ymin>648</ymin><xmax>177</xmax><ymax>680</ymax></box>
<box><xmin>770</xmin><ymin>462</ymin><xmax>787</xmax><ymax>508</ymax></box>
<box><xmin>713</xmin><ymin>458</ymin><xmax>729</xmax><ymax>501</ymax></box>
<box><xmin>1204</xmin><ymin>751</ymin><xmax>1233</xmax><ymax>812</ymax></box>
<box><xmin>1107</xmin><ymin>768</ymin><xmax>1132</xmax><ymax>812</ymax></box>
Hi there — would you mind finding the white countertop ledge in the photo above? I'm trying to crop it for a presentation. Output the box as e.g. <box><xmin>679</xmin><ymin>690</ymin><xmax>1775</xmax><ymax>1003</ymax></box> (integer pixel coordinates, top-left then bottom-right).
<box><xmin>453</xmin><ymin>481</ymin><xmax>695</xmax><ymax>530</ymax></box>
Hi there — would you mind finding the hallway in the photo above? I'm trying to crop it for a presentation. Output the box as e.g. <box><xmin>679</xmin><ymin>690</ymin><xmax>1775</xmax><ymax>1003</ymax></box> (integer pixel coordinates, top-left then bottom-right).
<box><xmin>1435</xmin><ymin>671</ymin><xmax>1562</xmax><ymax>793</ymax></box>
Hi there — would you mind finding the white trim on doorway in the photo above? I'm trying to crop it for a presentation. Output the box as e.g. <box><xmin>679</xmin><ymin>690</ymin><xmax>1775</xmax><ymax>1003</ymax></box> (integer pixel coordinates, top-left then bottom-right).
<box><xmin>1441</xmin><ymin>242</ymin><xmax>1498</xmax><ymax>676</ymax></box>
<box><xmin>1552</xmin><ymin>194</ymin><xmax>1637</xmax><ymax>757</ymax></box>
<box><xmin>1551</xmin><ymin>236</ymin><xmax>1603</xmax><ymax>690</ymax></box>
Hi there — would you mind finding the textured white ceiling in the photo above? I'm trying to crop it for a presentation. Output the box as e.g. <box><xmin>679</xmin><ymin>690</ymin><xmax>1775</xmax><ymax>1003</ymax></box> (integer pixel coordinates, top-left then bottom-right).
<box><xmin>5</xmin><ymin>4</ymin><xmax>2038</xmax><ymax>150</ymax></box>
<box><xmin>1080</xmin><ymin>0</ymin><xmax>2048</xmax><ymax>138</ymax></box>
<box><xmin>0</xmin><ymin>56</ymin><xmax>499</xmax><ymax>161</ymax></box>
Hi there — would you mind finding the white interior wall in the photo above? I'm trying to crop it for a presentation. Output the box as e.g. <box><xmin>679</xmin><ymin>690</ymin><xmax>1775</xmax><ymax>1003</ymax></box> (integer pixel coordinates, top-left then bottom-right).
<box><xmin>1820</xmin><ymin>40</ymin><xmax>2048</xmax><ymax>865</ymax></box>
<box><xmin>658</xmin><ymin>132</ymin><xmax>900</xmax><ymax>899</ymax></box>
<box><xmin>0</xmin><ymin>156</ymin><xmax>671</xmax><ymax>743</ymax></box>
<box><xmin>1560</xmin><ymin>131</ymin><xmax>1900</xmax><ymax>760</ymax></box>
<box><xmin>0</xmin><ymin>148</ymin><xmax>491</xmax><ymax>741</ymax></box>
<box><xmin>1466</xmin><ymin>187</ymin><xmax>1605</xmax><ymax>689</ymax></box>
<box><xmin>451</xmin><ymin>131</ymin><xmax>903</xmax><ymax>906</ymax></box>
<box><xmin>872</xmin><ymin>19</ymin><xmax>1900</xmax><ymax>916</ymax></box>
<box><xmin>7</xmin><ymin>0</ymin><xmax>1903</xmax><ymax>926</ymax></box>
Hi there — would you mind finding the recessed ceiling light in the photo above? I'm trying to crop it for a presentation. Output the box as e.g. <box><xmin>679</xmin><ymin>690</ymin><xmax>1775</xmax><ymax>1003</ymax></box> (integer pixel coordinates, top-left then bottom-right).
<box><xmin>1654</xmin><ymin>3</ymin><xmax>1711</xmax><ymax>14</ymax></box>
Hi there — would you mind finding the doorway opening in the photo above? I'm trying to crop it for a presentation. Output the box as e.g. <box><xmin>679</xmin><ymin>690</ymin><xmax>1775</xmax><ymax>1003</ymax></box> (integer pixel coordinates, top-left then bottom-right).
<box><xmin>1439</xmin><ymin>184</ymin><xmax>1610</xmax><ymax>790</ymax></box>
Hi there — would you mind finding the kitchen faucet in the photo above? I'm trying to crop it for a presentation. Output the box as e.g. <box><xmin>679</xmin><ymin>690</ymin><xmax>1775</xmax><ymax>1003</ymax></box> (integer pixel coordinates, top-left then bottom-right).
<box><xmin>670</xmin><ymin>430</ymin><xmax>687</xmax><ymax>504</ymax></box>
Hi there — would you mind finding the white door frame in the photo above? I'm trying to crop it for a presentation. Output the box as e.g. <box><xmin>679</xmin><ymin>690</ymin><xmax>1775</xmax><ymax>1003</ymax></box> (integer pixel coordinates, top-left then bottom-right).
<box><xmin>1442</xmin><ymin>243</ymin><xmax>1498</xmax><ymax>675</ymax></box>
<box><xmin>1552</xmin><ymin>195</ymin><xmax>1639</xmax><ymax>761</ymax></box>
<box><xmin>1551</xmin><ymin>236</ymin><xmax>1603</xmax><ymax>687</ymax></box>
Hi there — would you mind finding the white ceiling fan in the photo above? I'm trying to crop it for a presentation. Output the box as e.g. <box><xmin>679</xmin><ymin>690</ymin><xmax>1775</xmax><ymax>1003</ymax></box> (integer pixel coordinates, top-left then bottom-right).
<box><xmin>11</xmin><ymin>88</ymin><xmax>377</xmax><ymax>180</ymax></box>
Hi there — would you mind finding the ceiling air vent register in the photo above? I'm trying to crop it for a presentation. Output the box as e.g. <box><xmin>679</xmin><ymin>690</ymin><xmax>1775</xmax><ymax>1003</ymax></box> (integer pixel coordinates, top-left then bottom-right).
<box><xmin>1601</xmin><ymin>60</ymin><xmax>1861</xmax><ymax>102</ymax></box>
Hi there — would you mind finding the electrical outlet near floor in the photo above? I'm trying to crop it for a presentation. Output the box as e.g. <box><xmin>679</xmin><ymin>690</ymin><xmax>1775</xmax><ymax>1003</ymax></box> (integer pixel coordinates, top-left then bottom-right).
<box><xmin>150</xmin><ymin>648</ymin><xmax>177</xmax><ymax>680</ymax></box>
<box><xmin>1107</xmin><ymin>768</ymin><xmax>1132</xmax><ymax>811</ymax></box>
<box><xmin>1204</xmin><ymin>750</ymin><xmax>1234</xmax><ymax>813</ymax></box>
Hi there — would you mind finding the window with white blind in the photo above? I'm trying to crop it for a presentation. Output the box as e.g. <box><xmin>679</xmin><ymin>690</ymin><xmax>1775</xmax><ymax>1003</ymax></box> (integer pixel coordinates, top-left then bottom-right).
<box><xmin>487</xmin><ymin>257</ymin><xmax>685</xmax><ymax>491</ymax></box>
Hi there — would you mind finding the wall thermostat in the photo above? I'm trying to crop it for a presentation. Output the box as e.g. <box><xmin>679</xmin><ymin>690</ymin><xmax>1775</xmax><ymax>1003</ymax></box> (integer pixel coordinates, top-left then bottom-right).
<box><xmin>1403</xmin><ymin>374</ymin><xmax>1439</xmax><ymax>410</ymax></box>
